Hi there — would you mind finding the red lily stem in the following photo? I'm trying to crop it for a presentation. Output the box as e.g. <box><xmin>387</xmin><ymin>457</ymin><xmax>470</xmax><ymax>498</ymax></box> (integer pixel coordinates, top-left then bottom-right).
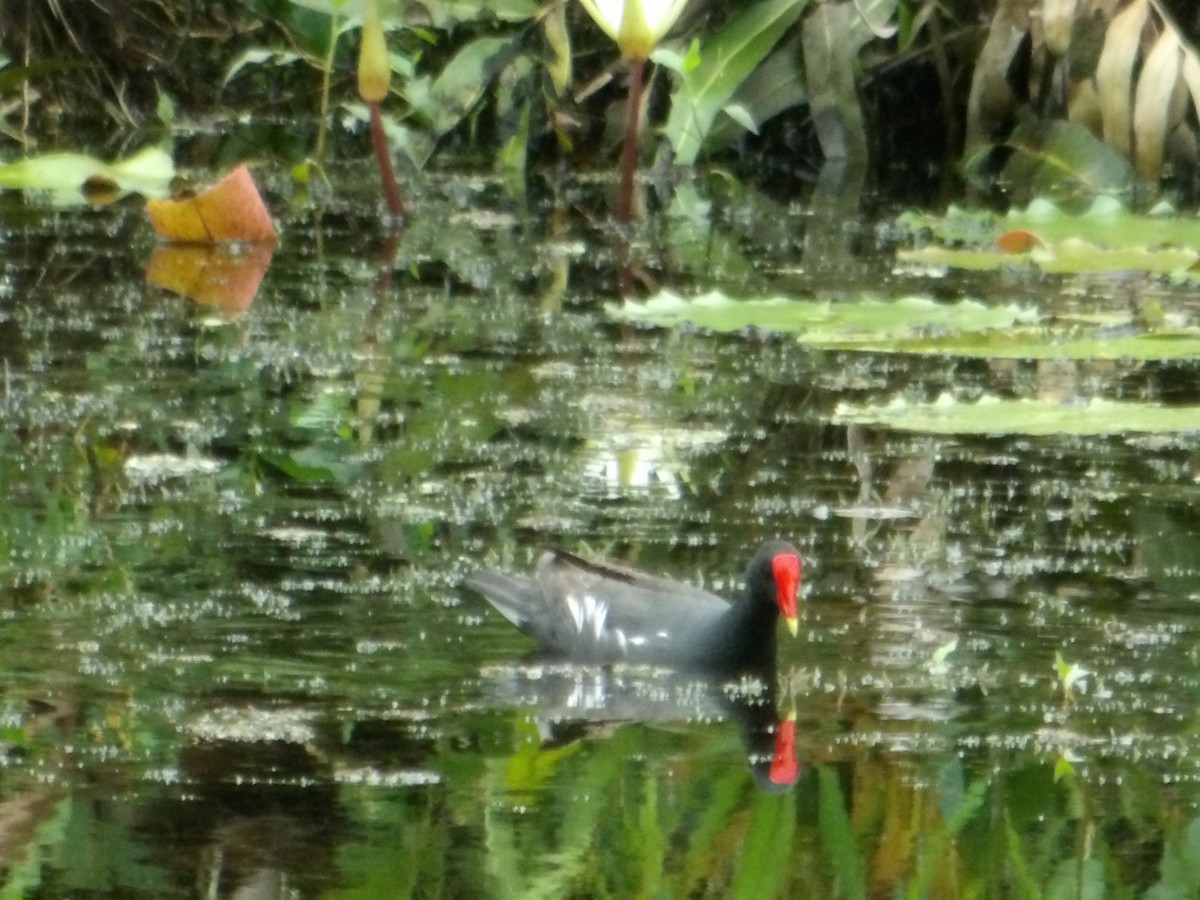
<box><xmin>615</xmin><ymin>56</ymin><xmax>646</xmax><ymax>225</ymax></box>
<box><xmin>369</xmin><ymin>101</ymin><xmax>406</xmax><ymax>223</ymax></box>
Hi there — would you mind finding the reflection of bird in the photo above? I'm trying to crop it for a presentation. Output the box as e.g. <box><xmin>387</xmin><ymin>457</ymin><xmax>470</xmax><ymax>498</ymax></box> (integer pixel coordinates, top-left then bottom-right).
<box><xmin>468</xmin><ymin>541</ymin><xmax>801</xmax><ymax>672</ymax></box>
<box><xmin>745</xmin><ymin>706</ymin><xmax>799</xmax><ymax>794</ymax></box>
<box><xmin>481</xmin><ymin>662</ymin><xmax>800</xmax><ymax>793</ymax></box>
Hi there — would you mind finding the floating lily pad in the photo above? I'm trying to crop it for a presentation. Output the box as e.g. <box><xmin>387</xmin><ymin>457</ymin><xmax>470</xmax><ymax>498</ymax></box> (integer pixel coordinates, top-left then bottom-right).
<box><xmin>899</xmin><ymin>242</ymin><xmax>1198</xmax><ymax>275</ymax></box>
<box><xmin>611</xmin><ymin>290</ymin><xmax>1200</xmax><ymax>360</ymax></box>
<box><xmin>831</xmin><ymin>326</ymin><xmax>1200</xmax><ymax>360</ymax></box>
<box><xmin>0</xmin><ymin>146</ymin><xmax>174</xmax><ymax>203</ymax></box>
<box><xmin>610</xmin><ymin>291</ymin><xmax>1039</xmax><ymax>339</ymax></box>
<box><xmin>901</xmin><ymin>197</ymin><xmax>1200</xmax><ymax>247</ymax></box>
<box><xmin>833</xmin><ymin>394</ymin><xmax>1200</xmax><ymax>436</ymax></box>
<box><xmin>896</xmin><ymin>198</ymin><xmax>1200</xmax><ymax>275</ymax></box>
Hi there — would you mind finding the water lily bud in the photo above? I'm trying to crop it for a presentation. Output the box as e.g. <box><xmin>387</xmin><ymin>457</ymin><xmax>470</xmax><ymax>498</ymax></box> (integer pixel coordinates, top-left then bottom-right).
<box><xmin>358</xmin><ymin>0</ymin><xmax>390</xmax><ymax>104</ymax></box>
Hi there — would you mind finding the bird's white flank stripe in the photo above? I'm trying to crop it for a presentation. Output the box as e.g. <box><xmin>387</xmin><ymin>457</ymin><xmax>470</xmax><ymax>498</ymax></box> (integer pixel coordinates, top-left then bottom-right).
<box><xmin>566</xmin><ymin>594</ymin><xmax>584</xmax><ymax>632</ymax></box>
<box><xmin>567</xmin><ymin>593</ymin><xmax>609</xmax><ymax>641</ymax></box>
<box><xmin>584</xmin><ymin>594</ymin><xmax>607</xmax><ymax>640</ymax></box>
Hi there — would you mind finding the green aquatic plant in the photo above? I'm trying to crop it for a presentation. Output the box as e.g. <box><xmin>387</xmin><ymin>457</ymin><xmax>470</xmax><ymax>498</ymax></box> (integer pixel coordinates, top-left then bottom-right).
<box><xmin>0</xmin><ymin>146</ymin><xmax>174</xmax><ymax>204</ymax></box>
<box><xmin>229</xmin><ymin>0</ymin><xmax>544</xmax><ymax>173</ymax></box>
<box><xmin>357</xmin><ymin>0</ymin><xmax>404</xmax><ymax>218</ymax></box>
<box><xmin>659</xmin><ymin>0</ymin><xmax>809</xmax><ymax>165</ymax></box>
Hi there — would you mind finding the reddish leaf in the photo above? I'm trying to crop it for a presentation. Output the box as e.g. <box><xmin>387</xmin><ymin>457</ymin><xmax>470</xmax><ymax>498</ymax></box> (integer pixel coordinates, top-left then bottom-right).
<box><xmin>146</xmin><ymin>164</ymin><xmax>276</xmax><ymax>244</ymax></box>
<box><xmin>996</xmin><ymin>228</ymin><xmax>1044</xmax><ymax>253</ymax></box>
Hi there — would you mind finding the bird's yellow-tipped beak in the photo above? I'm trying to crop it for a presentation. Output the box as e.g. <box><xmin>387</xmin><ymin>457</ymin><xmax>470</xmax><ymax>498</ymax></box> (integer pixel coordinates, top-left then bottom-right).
<box><xmin>785</xmin><ymin>615</ymin><xmax>798</xmax><ymax>637</ymax></box>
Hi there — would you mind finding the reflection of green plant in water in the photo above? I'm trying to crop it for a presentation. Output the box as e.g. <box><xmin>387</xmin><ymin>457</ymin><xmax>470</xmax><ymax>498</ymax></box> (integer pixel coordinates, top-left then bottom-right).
<box><xmin>1054</xmin><ymin>750</ymin><xmax>1079</xmax><ymax>782</ymax></box>
<box><xmin>480</xmin><ymin>721</ymin><xmax>803</xmax><ymax>897</ymax></box>
<box><xmin>0</xmin><ymin>430</ymin><xmax>107</xmax><ymax>593</ymax></box>
<box><xmin>1054</xmin><ymin>651</ymin><xmax>1090</xmax><ymax>707</ymax></box>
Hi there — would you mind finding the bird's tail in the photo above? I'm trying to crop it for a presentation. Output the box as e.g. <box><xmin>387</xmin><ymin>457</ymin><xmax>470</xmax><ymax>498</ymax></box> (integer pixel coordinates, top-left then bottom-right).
<box><xmin>466</xmin><ymin>569</ymin><xmax>537</xmax><ymax>629</ymax></box>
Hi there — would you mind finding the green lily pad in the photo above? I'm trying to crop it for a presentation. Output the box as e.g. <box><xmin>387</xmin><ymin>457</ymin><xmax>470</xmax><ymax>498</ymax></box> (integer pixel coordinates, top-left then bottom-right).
<box><xmin>612</xmin><ymin>290</ymin><xmax>1200</xmax><ymax>361</ymax></box>
<box><xmin>610</xmin><ymin>291</ymin><xmax>1039</xmax><ymax>339</ymax></box>
<box><xmin>896</xmin><ymin>197</ymin><xmax>1200</xmax><ymax>275</ymax></box>
<box><xmin>830</xmin><ymin>326</ymin><xmax>1200</xmax><ymax>360</ymax></box>
<box><xmin>0</xmin><ymin>146</ymin><xmax>174</xmax><ymax>202</ymax></box>
<box><xmin>832</xmin><ymin>393</ymin><xmax>1200</xmax><ymax>435</ymax></box>
<box><xmin>899</xmin><ymin>242</ymin><xmax>1198</xmax><ymax>275</ymax></box>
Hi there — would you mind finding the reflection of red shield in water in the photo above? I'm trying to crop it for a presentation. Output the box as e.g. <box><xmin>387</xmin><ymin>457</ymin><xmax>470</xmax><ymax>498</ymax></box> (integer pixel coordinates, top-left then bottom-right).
<box><xmin>769</xmin><ymin>717</ymin><xmax>797</xmax><ymax>786</ymax></box>
<box><xmin>146</xmin><ymin>243</ymin><xmax>273</xmax><ymax>315</ymax></box>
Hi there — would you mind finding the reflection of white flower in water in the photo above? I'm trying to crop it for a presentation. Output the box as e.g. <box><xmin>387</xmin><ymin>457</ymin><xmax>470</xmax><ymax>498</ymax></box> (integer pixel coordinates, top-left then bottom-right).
<box><xmin>582</xmin><ymin>420</ymin><xmax>725</xmax><ymax>498</ymax></box>
<box><xmin>596</xmin><ymin>442</ymin><xmax>677</xmax><ymax>496</ymax></box>
<box><xmin>578</xmin><ymin>0</ymin><xmax>690</xmax><ymax>59</ymax></box>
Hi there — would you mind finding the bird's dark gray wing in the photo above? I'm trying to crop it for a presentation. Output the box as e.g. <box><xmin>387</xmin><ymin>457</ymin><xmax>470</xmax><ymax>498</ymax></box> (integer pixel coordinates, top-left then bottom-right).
<box><xmin>535</xmin><ymin>550</ymin><xmax>731</xmax><ymax>662</ymax></box>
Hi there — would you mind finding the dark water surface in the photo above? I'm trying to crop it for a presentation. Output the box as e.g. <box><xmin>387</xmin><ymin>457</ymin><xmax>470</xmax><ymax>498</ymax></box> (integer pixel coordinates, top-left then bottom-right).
<box><xmin>4</xmin><ymin>172</ymin><xmax>1200</xmax><ymax>897</ymax></box>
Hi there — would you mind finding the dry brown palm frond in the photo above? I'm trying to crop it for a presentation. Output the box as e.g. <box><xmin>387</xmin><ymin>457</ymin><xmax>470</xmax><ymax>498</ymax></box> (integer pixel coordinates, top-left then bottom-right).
<box><xmin>1093</xmin><ymin>0</ymin><xmax>1200</xmax><ymax>179</ymax></box>
<box><xmin>966</xmin><ymin>0</ymin><xmax>1200</xmax><ymax>184</ymax></box>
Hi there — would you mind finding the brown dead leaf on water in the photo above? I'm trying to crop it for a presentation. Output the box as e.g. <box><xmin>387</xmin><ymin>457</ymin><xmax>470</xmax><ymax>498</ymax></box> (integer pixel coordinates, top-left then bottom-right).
<box><xmin>146</xmin><ymin>164</ymin><xmax>276</xmax><ymax>244</ymax></box>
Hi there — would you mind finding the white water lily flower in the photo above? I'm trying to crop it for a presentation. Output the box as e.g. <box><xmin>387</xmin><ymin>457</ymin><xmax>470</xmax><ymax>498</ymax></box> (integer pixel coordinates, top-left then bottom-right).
<box><xmin>578</xmin><ymin>0</ymin><xmax>690</xmax><ymax>59</ymax></box>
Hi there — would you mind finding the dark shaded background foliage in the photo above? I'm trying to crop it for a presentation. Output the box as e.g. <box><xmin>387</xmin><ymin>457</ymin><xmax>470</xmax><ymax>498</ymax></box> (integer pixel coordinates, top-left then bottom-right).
<box><xmin>2</xmin><ymin>0</ymin><xmax>982</xmax><ymax>191</ymax></box>
<box><xmin>5</xmin><ymin>0</ymin><xmax>1200</xmax><ymax>199</ymax></box>
<box><xmin>6</xmin><ymin>1</ymin><xmax>251</xmax><ymax>140</ymax></box>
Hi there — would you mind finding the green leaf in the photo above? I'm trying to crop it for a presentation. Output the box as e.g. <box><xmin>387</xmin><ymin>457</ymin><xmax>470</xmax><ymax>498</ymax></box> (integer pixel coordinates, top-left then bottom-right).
<box><xmin>928</xmin><ymin>638</ymin><xmax>957</xmax><ymax>674</ymax></box>
<box><xmin>612</xmin><ymin>287</ymin><xmax>1200</xmax><ymax>361</ymax></box>
<box><xmin>801</xmin><ymin>1</ymin><xmax>869</xmax><ymax>164</ymax></box>
<box><xmin>1046</xmin><ymin>857</ymin><xmax>1105</xmax><ymax>900</ymax></box>
<box><xmin>418</xmin><ymin>0</ymin><xmax>538</xmax><ymax>25</ymax></box>
<box><xmin>499</xmin><ymin>100</ymin><xmax>532</xmax><ymax>195</ymax></box>
<box><xmin>899</xmin><ymin>242</ymin><xmax>1199</xmax><ymax>274</ymax></box>
<box><xmin>223</xmin><ymin>48</ymin><xmax>304</xmax><ymax>86</ymax></box>
<box><xmin>701</xmin><ymin>33</ymin><xmax>807</xmax><ymax>151</ymax></box>
<box><xmin>664</xmin><ymin>0</ymin><xmax>810</xmax><ymax>164</ymax></box>
<box><xmin>904</xmin><ymin>195</ymin><xmax>1200</xmax><ymax>246</ymax></box>
<box><xmin>428</xmin><ymin>36</ymin><xmax>515</xmax><ymax>137</ymax></box>
<box><xmin>286</xmin><ymin>0</ymin><xmax>360</xmax><ymax>16</ymax></box>
<box><xmin>1054</xmin><ymin>652</ymin><xmax>1089</xmax><ymax>692</ymax></box>
<box><xmin>721</xmin><ymin>102</ymin><xmax>759</xmax><ymax>134</ymax></box>
<box><xmin>260</xmin><ymin>451</ymin><xmax>338</xmax><ymax>484</ymax></box>
<box><xmin>853</xmin><ymin>0</ymin><xmax>900</xmax><ymax>42</ymax></box>
<box><xmin>1053</xmin><ymin>754</ymin><xmax>1076</xmax><ymax>781</ymax></box>
<box><xmin>731</xmin><ymin>794</ymin><xmax>795</xmax><ymax>899</ymax></box>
